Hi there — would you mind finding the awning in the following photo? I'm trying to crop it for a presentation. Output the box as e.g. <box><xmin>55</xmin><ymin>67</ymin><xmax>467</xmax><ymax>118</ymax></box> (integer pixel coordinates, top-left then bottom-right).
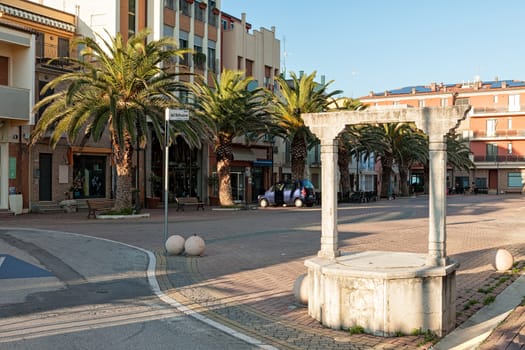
<box><xmin>253</xmin><ymin>160</ymin><xmax>272</xmax><ymax>167</ymax></box>
<box><xmin>232</xmin><ymin>148</ymin><xmax>257</xmax><ymax>161</ymax></box>
<box><xmin>68</xmin><ymin>146</ymin><xmax>112</xmax><ymax>166</ymax></box>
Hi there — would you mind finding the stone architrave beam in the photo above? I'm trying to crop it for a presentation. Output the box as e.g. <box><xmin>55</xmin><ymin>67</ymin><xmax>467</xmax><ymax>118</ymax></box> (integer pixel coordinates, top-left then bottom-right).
<box><xmin>302</xmin><ymin>106</ymin><xmax>470</xmax><ymax>264</ymax></box>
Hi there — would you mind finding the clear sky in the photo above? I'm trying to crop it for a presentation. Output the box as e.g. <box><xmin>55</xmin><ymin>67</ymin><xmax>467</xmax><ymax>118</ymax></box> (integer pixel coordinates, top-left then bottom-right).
<box><xmin>221</xmin><ymin>0</ymin><xmax>525</xmax><ymax>98</ymax></box>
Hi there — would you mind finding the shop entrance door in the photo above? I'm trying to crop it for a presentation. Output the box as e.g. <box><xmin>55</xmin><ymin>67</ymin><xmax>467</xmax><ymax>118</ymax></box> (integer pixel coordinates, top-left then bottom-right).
<box><xmin>489</xmin><ymin>170</ymin><xmax>498</xmax><ymax>191</ymax></box>
<box><xmin>231</xmin><ymin>172</ymin><xmax>245</xmax><ymax>202</ymax></box>
<box><xmin>39</xmin><ymin>153</ymin><xmax>52</xmax><ymax>201</ymax></box>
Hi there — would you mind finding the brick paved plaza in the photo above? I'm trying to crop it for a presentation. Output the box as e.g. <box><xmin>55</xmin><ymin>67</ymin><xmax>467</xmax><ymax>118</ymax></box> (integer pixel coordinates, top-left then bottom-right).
<box><xmin>2</xmin><ymin>194</ymin><xmax>524</xmax><ymax>349</ymax></box>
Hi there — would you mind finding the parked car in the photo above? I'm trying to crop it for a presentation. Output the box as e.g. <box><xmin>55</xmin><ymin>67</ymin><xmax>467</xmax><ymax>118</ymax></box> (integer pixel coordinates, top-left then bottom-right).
<box><xmin>258</xmin><ymin>179</ymin><xmax>316</xmax><ymax>208</ymax></box>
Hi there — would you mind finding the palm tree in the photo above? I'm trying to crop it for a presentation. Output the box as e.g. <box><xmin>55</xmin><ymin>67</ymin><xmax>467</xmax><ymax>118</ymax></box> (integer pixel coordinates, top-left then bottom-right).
<box><xmin>190</xmin><ymin>70</ymin><xmax>271</xmax><ymax>206</ymax></box>
<box><xmin>421</xmin><ymin>134</ymin><xmax>475</xmax><ymax>194</ymax></box>
<box><xmin>357</xmin><ymin>123</ymin><xmax>424</xmax><ymax>198</ymax></box>
<box><xmin>395</xmin><ymin>126</ymin><xmax>428</xmax><ymax>196</ymax></box>
<box><xmin>446</xmin><ymin>134</ymin><xmax>475</xmax><ymax>171</ymax></box>
<box><xmin>30</xmin><ymin>29</ymin><xmax>214</xmax><ymax>210</ymax></box>
<box><xmin>273</xmin><ymin>71</ymin><xmax>342</xmax><ymax>180</ymax></box>
<box><xmin>334</xmin><ymin>98</ymin><xmax>367</xmax><ymax>197</ymax></box>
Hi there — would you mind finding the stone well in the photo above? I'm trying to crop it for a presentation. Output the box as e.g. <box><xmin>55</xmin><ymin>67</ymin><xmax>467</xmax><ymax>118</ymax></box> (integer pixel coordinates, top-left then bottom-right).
<box><xmin>302</xmin><ymin>106</ymin><xmax>469</xmax><ymax>336</ymax></box>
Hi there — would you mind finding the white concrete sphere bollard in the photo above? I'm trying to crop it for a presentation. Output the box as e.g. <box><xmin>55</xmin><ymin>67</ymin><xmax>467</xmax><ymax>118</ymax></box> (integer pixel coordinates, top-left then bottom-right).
<box><xmin>165</xmin><ymin>235</ymin><xmax>185</xmax><ymax>255</ymax></box>
<box><xmin>185</xmin><ymin>234</ymin><xmax>206</xmax><ymax>256</ymax></box>
<box><xmin>293</xmin><ymin>273</ymin><xmax>309</xmax><ymax>305</ymax></box>
<box><xmin>494</xmin><ymin>248</ymin><xmax>514</xmax><ymax>271</ymax></box>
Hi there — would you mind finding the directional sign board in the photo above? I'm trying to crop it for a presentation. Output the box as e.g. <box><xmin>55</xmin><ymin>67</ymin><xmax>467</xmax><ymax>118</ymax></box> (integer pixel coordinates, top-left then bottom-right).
<box><xmin>165</xmin><ymin>108</ymin><xmax>189</xmax><ymax>121</ymax></box>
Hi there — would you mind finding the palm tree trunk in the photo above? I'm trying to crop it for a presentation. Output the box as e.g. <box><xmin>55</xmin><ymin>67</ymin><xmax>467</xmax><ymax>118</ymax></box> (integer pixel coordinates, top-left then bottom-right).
<box><xmin>399</xmin><ymin>166</ymin><xmax>409</xmax><ymax>196</ymax></box>
<box><xmin>113</xmin><ymin>137</ymin><xmax>134</xmax><ymax>210</ymax></box>
<box><xmin>217</xmin><ymin>158</ymin><xmax>234</xmax><ymax>206</ymax></box>
<box><xmin>215</xmin><ymin>136</ymin><xmax>235</xmax><ymax>206</ymax></box>
<box><xmin>338</xmin><ymin>142</ymin><xmax>351</xmax><ymax>199</ymax></box>
<box><xmin>291</xmin><ymin>133</ymin><xmax>306</xmax><ymax>181</ymax></box>
<box><xmin>380</xmin><ymin>156</ymin><xmax>393</xmax><ymax>198</ymax></box>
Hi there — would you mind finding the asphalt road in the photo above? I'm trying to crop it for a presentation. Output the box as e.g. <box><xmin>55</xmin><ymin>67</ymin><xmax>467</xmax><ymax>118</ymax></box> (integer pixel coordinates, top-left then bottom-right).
<box><xmin>0</xmin><ymin>229</ymin><xmax>256</xmax><ymax>350</ymax></box>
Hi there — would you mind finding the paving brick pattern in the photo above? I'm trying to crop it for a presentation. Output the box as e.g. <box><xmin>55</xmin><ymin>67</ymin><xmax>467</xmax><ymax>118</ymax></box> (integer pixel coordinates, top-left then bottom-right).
<box><xmin>3</xmin><ymin>194</ymin><xmax>525</xmax><ymax>349</ymax></box>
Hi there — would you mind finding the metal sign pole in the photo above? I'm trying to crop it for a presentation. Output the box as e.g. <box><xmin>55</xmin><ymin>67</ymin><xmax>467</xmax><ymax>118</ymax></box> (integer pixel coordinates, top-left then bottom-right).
<box><xmin>163</xmin><ymin>108</ymin><xmax>169</xmax><ymax>244</ymax></box>
<box><xmin>163</xmin><ymin>108</ymin><xmax>189</xmax><ymax>245</ymax></box>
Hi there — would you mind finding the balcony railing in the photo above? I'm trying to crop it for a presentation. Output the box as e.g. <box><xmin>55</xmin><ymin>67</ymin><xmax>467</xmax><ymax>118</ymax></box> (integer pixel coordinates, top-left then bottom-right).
<box><xmin>474</xmin><ymin>155</ymin><xmax>525</xmax><ymax>162</ymax></box>
<box><xmin>471</xmin><ymin>106</ymin><xmax>525</xmax><ymax>115</ymax></box>
<box><xmin>0</xmin><ymin>85</ymin><xmax>30</xmax><ymax>121</ymax></box>
<box><xmin>471</xmin><ymin>129</ymin><xmax>525</xmax><ymax>139</ymax></box>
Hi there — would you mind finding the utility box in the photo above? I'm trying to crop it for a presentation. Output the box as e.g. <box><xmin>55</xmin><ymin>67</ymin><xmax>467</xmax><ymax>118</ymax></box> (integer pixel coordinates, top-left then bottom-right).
<box><xmin>9</xmin><ymin>194</ymin><xmax>23</xmax><ymax>215</ymax></box>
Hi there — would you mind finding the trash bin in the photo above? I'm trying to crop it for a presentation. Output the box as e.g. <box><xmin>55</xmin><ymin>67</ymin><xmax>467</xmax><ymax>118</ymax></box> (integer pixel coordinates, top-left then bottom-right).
<box><xmin>9</xmin><ymin>194</ymin><xmax>23</xmax><ymax>215</ymax></box>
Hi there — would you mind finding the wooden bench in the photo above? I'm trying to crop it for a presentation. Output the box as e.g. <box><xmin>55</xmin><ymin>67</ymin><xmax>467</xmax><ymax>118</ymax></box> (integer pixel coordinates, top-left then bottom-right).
<box><xmin>175</xmin><ymin>197</ymin><xmax>205</xmax><ymax>211</ymax></box>
<box><xmin>87</xmin><ymin>199</ymin><xmax>115</xmax><ymax>218</ymax></box>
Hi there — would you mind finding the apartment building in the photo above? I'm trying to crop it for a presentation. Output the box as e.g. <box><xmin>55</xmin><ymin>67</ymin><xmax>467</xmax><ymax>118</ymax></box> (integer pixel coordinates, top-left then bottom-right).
<box><xmin>0</xmin><ymin>0</ymin><xmax>76</xmax><ymax>213</ymax></box>
<box><xmin>360</xmin><ymin>79</ymin><xmax>525</xmax><ymax>195</ymax></box>
<box><xmin>210</xmin><ymin>11</ymin><xmax>280</xmax><ymax>204</ymax></box>
<box><xmin>31</xmin><ymin>0</ymin><xmax>223</xmax><ymax>206</ymax></box>
<box><xmin>30</xmin><ymin>0</ymin><xmax>281</xmax><ymax>206</ymax></box>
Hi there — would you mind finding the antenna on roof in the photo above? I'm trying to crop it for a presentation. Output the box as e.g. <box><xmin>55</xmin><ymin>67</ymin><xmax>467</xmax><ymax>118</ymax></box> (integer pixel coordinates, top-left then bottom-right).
<box><xmin>282</xmin><ymin>36</ymin><xmax>287</xmax><ymax>79</ymax></box>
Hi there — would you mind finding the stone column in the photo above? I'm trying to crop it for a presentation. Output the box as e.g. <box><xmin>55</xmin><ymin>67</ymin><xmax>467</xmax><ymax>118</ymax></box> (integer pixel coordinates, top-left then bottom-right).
<box><xmin>318</xmin><ymin>139</ymin><xmax>340</xmax><ymax>259</ymax></box>
<box><xmin>427</xmin><ymin>137</ymin><xmax>448</xmax><ymax>266</ymax></box>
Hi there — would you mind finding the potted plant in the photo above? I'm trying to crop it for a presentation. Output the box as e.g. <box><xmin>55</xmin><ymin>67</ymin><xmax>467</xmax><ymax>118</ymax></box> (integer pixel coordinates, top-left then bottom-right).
<box><xmin>212</xmin><ymin>7</ymin><xmax>220</xmax><ymax>15</ymax></box>
<box><xmin>199</xmin><ymin>2</ymin><xmax>207</xmax><ymax>9</ymax></box>
<box><xmin>185</xmin><ymin>0</ymin><xmax>194</xmax><ymax>3</ymax></box>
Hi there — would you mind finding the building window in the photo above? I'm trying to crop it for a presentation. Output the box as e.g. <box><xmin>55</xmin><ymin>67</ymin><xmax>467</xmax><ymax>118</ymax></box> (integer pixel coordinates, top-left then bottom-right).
<box><xmin>508</xmin><ymin>143</ymin><xmax>513</xmax><ymax>154</ymax></box>
<box><xmin>179</xmin><ymin>31</ymin><xmax>189</xmax><ymax>66</ymax></box>
<box><xmin>440</xmin><ymin>98</ymin><xmax>448</xmax><ymax>107</ymax></box>
<box><xmin>207</xmin><ymin>46</ymin><xmax>216</xmax><ymax>72</ymax></box>
<box><xmin>179</xmin><ymin>0</ymin><xmax>191</xmax><ymax>16</ymax></box>
<box><xmin>195</xmin><ymin>2</ymin><xmax>205</xmax><ymax>21</ymax></box>
<box><xmin>455</xmin><ymin>97</ymin><xmax>470</xmax><ymax>105</ymax></box>
<box><xmin>418</xmin><ymin>100</ymin><xmax>425</xmax><ymax>107</ymax></box>
<box><xmin>493</xmin><ymin>95</ymin><xmax>499</xmax><ymax>104</ymax></box>
<box><xmin>179</xmin><ymin>90</ymin><xmax>189</xmax><ymax>104</ymax></box>
<box><xmin>245</xmin><ymin>59</ymin><xmax>253</xmax><ymax>77</ymax></box>
<box><xmin>509</xmin><ymin>94</ymin><xmax>520</xmax><ymax>112</ymax></box>
<box><xmin>285</xmin><ymin>141</ymin><xmax>291</xmax><ymax>164</ymax></box>
<box><xmin>393</xmin><ymin>100</ymin><xmax>400</xmax><ymax>106</ymax></box>
<box><xmin>264</xmin><ymin>65</ymin><xmax>272</xmax><ymax>89</ymax></box>
<box><xmin>475</xmin><ymin>177</ymin><xmax>487</xmax><ymax>189</ymax></box>
<box><xmin>0</xmin><ymin>56</ymin><xmax>7</xmax><ymax>85</ymax></box>
<box><xmin>508</xmin><ymin>117</ymin><xmax>512</xmax><ymax>130</ymax></box>
<box><xmin>486</xmin><ymin>143</ymin><xmax>498</xmax><ymax>161</ymax></box>
<box><xmin>486</xmin><ymin>119</ymin><xmax>497</xmax><ymax>137</ymax></box>
<box><xmin>208</xmin><ymin>1</ymin><xmax>218</xmax><ymax>27</ymax></box>
<box><xmin>237</xmin><ymin>56</ymin><xmax>243</xmax><ymax>70</ymax></box>
<box><xmin>508</xmin><ymin>172</ymin><xmax>522</xmax><ymax>187</ymax></box>
<box><xmin>58</xmin><ymin>38</ymin><xmax>69</xmax><ymax>57</ymax></box>
<box><xmin>72</xmin><ymin>156</ymin><xmax>106</xmax><ymax>199</ymax></box>
<box><xmin>35</xmin><ymin>32</ymin><xmax>44</xmax><ymax>58</ymax></box>
<box><xmin>193</xmin><ymin>36</ymin><xmax>204</xmax><ymax>69</ymax></box>
<box><xmin>36</xmin><ymin>80</ymin><xmax>53</xmax><ymax>121</ymax></box>
<box><xmin>128</xmin><ymin>0</ymin><xmax>136</xmax><ymax>38</ymax></box>
<box><xmin>164</xmin><ymin>0</ymin><xmax>174</xmax><ymax>9</ymax></box>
